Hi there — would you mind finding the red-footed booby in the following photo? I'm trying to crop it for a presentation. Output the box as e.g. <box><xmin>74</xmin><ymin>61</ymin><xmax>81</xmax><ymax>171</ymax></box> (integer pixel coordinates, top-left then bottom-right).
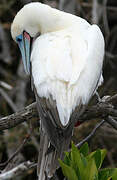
<box><xmin>11</xmin><ymin>2</ymin><xmax>104</xmax><ymax>179</ymax></box>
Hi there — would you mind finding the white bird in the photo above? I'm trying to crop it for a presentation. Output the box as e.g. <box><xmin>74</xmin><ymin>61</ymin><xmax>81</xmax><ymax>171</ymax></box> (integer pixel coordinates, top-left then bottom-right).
<box><xmin>11</xmin><ymin>2</ymin><xmax>104</xmax><ymax>179</ymax></box>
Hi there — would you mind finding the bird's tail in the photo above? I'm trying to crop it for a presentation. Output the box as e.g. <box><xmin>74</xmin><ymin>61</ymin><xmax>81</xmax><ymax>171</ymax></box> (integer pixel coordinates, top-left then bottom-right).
<box><xmin>37</xmin><ymin>130</ymin><xmax>59</xmax><ymax>180</ymax></box>
<box><xmin>37</xmin><ymin>128</ymin><xmax>71</xmax><ymax>180</ymax></box>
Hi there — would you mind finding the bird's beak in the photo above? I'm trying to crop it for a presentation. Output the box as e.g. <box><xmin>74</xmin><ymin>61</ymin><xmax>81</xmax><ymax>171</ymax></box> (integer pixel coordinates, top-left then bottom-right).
<box><xmin>16</xmin><ymin>31</ymin><xmax>32</xmax><ymax>74</ymax></box>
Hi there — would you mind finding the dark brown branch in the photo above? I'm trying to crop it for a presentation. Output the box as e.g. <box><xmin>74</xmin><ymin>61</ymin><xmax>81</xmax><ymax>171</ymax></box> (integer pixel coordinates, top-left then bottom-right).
<box><xmin>1</xmin><ymin>94</ymin><xmax>117</xmax><ymax>131</ymax></box>
<box><xmin>0</xmin><ymin>102</ymin><xmax>38</xmax><ymax>131</ymax></box>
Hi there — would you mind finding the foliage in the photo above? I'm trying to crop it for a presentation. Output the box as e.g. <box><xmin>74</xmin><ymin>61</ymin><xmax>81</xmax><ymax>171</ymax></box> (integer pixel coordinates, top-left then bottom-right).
<box><xmin>59</xmin><ymin>143</ymin><xmax>117</xmax><ymax>180</ymax></box>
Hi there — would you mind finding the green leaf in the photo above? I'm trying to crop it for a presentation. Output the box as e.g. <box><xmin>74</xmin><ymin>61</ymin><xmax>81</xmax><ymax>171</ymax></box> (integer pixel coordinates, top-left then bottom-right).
<box><xmin>87</xmin><ymin>149</ymin><xmax>107</xmax><ymax>169</ymax></box>
<box><xmin>98</xmin><ymin>169</ymin><xmax>110</xmax><ymax>180</ymax></box>
<box><xmin>93</xmin><ymin>149</ymin><xmax>101</xmax><ymax>169</ymax></box>
<box><xmin>59</xmin><ymin>159</ymin><xmax>78</xmax><ymax>180</ymax></box>
<box><xmin>80</xmin><ymin>142</ymin><xmax>89</xmax><ymax>157</ymax></box>
<box><xmin>82</xmin><ymin>158</ymin><xmax>98</xmax><ymax>180</ymax></box>
<box><xmin>64</xmin><ymin>151</ymin><xmax>71</xmax><ymax>166</ymax></box>
<box><xmin>112</xmin><ymin>168</ymin><xmax>117</xmax><ymax>180</ymax></box>
<box><xmin>99</xmin><ymin>168</ymin><xmax>117</xmax><ymax>180</ymax></box>
<box><xmin>100</xmin><ymin>149</ymin><xmax>107</xmax><ymax>168</ymax></box>
<box><xmin>71</xmin><ymin>142</ymin><xmax>86</xmax><ymax>179</ymax></box>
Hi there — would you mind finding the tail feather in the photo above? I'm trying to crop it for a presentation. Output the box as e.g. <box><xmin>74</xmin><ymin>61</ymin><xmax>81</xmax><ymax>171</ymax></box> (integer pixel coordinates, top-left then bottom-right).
<box><xmin>37</xmin><ymin>127</ymin><xmax>72</xmax><ymax>180</ymax></box>
<box><xmin>37</xmin><ymin>130</ymin><xmax>49</xmax><ymax>180</ymax></box>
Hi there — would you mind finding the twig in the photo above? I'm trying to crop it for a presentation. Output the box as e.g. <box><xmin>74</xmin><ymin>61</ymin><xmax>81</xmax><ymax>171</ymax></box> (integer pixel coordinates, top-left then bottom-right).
<box><xmin>0</xmin><ymin>161</ymin><xmax>36</xmax><ymax>180</ymax></box>
<box><xmin>0</xmin><ymin>24</ymin><xmax>11</xmax><ymax>63</ymax></box>
<box><xmin>81</xmin><ymin>2</ymin><xmax>117</xmax><ymax>12</ymax></box>
<box><xmin>92</xmin><ymin>0</ymin><xmax>103</xmax><ymax>24</ymax></box>
<box><xmin>76</xmin><ymin>120</ymin><xmax>105</xmax><ymax>148</ymax></box>
<box><xmin>59</xmin><ymin>0</ymin><xmax>77</xmax><ymax>15</ymax></box>
<box><xmin>105</xmin><ymin>52</ymin><xmax>117</xmax><ymax>59</ymax></box>
<box><xmin>0</xmin><ymin>87</ymin><xmax>18</xmax><ymax>112</ymax></box>
<box><xmin>103</xmin><ymin>0</ymin><xmax>110</xmax><ymax>36</ymax></box>
<box><xmin>105</xmin><ymin>116</ymin><xmax>117</xmax><ymax>130</ymax></box>
<box><xmin>0</xmin><ymin>135</ymin><xmax>30</xmax><ymax>168</ymax></box>
<box><xmin>0</xmin><ymin>81</ymin><xmax>12</xmax><ymax>90</ymax></box>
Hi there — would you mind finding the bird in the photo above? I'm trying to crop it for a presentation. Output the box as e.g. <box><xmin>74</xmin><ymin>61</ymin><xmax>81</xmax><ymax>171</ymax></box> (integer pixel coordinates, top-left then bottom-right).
<box><xmin>11</xmin><ymin>2</ymin><xmax>104</xmax><ymax>179</ymax></box>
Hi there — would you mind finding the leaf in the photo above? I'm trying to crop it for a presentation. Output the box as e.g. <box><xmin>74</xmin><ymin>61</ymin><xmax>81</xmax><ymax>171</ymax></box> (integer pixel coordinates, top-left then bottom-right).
<box><xmin>112</xmin><ymin>168</ymin><xmax>117</xmax><ymax>180</ymax></box>
<box><xmin>64</xmin><ymin>151</ymin><xmax>71</xmax><ymax>166</ymax></box>
<box><xmin>82</xmin><ymin>158</ymin><xmax>98</xmax><ymax>180</ymax></box>
<box><xmin>71</xmin><ymin>142</ymin><xmax>86</xmax><ymax>179</ymax></box>
<box><xmin>93</xmin><ymin>149</ymin><xmax>101</xmax><ymax>169</ymax></box>
<box><xmin>87</xmin><ymin>149</ymin><xmax>107</xmax><ymax>169</ymax></box>
<box><xmin>59</xmin><ymin>159</ymin><xmax>78</xmax><ymax>180</ymax></box>
<box><xmin>99</xmin><ymin>168</ymin><xmax>116</xmax><ymax>180</ymax></box>
<box><xmin>79</xmin><ymin>142</ymin><xmax>89</xmax><ymax>157</ymax></box>
<box><xmin>100</xmin><ymin>149</ymin><xmax>107</xmax><ymax>168</ymax></box>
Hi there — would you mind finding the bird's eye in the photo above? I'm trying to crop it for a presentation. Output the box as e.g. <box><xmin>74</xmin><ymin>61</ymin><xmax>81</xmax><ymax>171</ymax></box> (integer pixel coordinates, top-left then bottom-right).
<box><xmin>16</xmin><ymin>34</ymin><xmax>22</xmax><ymax>42</ymax></box>
<box><xmin>17</xmin><ymin>38</ymin><xmax>22</xmax><ymax>42</ymax></box>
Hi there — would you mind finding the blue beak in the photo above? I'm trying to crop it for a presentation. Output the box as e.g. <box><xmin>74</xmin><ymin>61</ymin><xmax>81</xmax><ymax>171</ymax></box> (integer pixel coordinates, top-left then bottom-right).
<box><xmin>16</xmin><ymin>32</ymin><xmax>31</xmax><ymax>74</ymax></box>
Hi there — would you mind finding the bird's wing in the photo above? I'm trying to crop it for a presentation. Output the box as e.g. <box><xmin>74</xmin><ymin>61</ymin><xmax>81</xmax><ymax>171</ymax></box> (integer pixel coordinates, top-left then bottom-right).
<box><xmin>31</xmin><ymin>24</ymin><xmax>104</xmax><ymax>127</ymax></box>
<box><xmin>69</xmin><ymin>24</ymin><xmax>104</xmax><ymax>104</ymax></box>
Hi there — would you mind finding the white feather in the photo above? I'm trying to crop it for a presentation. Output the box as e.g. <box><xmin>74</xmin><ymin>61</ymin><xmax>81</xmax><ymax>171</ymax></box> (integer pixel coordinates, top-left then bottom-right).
<box><xmin>31</xmin><ymin>23</ymin><xmax>104</xmax><ymax>126</ymax></box>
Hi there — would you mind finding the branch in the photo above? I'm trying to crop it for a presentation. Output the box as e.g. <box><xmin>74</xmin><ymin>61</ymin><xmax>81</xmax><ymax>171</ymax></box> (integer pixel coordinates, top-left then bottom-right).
<box><xmin>105</xmin><ymin>116</ymin><xmax>117</xmax><ymax>130</ymax></box>
<box><xmin>0</xmin><ymin>102</ymin><xmax>38</xmax><ymax>131</ymax></box>
<box><xmin>0</xmin><ymin>136</ymin><xmax>30</xmax><ymax>168</ymax></box>
<box><xmin>0</xmin><ymin>81</ymin><xmax>12</xmax><ymax>90</ymax></box>
<box><xmin>0</xmin><ymin>161</ymin><xmax>36</xmax><ymax>180</ymax></box>
<box><xmin>59</xmin><ymin>0</ymin><xmax>77</xmax><ymax>15</ymax></box>
<box><xmin>103</xmin><ymin>0</ymin><xmax>110</xmax><ymax>36</ymax></box>
<box><xmin>81</xmin><ymin>2</ymin><xmax>117</xmax><ymax>12</ymax></box>
<box><xmin>92</xmin><ymin>0</ymin><xmax>103</xmax><ymax>24</ymax></box>
<box><xmin>76</xmin><ymin>120</ymin><xmax>105</xmax><ymax>148</ymax></box>
<box><xmin>0</xmin><ymin>87</ymin><xmax>18</xmax><ymax>112</ymax></box>
<box><xmin>0</xmin><ymin>24</ymin><xmax>11</xmax><ymax>63</ymax></box>
<box><xmin>1</xmin><ymin>94</ymin><xmax>117</xmax><ymax>131</ymax></box>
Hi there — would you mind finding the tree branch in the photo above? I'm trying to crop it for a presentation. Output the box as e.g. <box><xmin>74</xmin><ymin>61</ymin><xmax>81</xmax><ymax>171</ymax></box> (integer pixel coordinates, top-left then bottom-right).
<box><xmin>0</xmin><ymin>161</ymin><xmax>36</xmax><ymax>180</ymax></box>
<box><xmin>0</xmin><ymin>102</ymin><xmax>38</xmax><ymax>131</ymax></box>
<box><xmin>105</xmin><ymin>116</ymin><xmax>117</xmax><ymax>130</ymax></box>
<box><xmin>81</xmin><ymin>2</ymin><xmax>117</xmax><ymax>12</ymax></box>
<box><xmin>0</xmin><ymin>94</ymin><xmax>117</xmax><ymax>131</ymax></box>
<box><xmin>76</xmin><ymin>119</ymin><xmax>105</xmax><ymax>148</ymax></box>
<box><xmin>0</xmin><ymin>135</ymin><xmax>30</xmax><ymax>168</ymax></box>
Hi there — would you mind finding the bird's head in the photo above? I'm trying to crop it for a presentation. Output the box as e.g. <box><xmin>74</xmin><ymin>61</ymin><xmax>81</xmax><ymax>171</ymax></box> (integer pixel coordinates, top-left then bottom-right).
<box><xmin>11</xmin><ymin>2</ymin><xmax>75</xmax><ymax>74</ymax></box>
<box><xmin>11</xmin><ymin>2</ymin><xmax>56</xmax><ymax>74</ymax></box>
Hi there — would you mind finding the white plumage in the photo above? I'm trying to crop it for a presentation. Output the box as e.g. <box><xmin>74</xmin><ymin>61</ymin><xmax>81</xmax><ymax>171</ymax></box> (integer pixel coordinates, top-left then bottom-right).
<box><xmin>11</xmin><ymin>2</ymin><xmax>104</xmax><ymax>179</ymax></box>
<box><xmin>31</xmin><ymin>24</ymin><xmax>104</xmax><ymax>126</ymax></box>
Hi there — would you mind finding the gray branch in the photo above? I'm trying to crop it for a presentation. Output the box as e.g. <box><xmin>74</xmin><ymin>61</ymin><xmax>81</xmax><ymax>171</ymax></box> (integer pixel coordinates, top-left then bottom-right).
<box><xmin>0</xmin><ymin>94</ymin><xmax>117</xmax><ymax>131</ymax></box>
<box><xmin>92</xmin><ymin>0</ymin><xmax>103</xmax><ymax>24</ymax></box>
<box><xmin>0</xmin><ymin>102</ymin><xmax>38</xmax><ymax>131</ymax></box>
<box><xmin>59</xmin><ymin>0</ymin><xmax>77</xmax><ymax>15</ymax></box>
<box><xmin>76</xmin><ymin>120</ymin><xmax>105</xmax><ymax>148</ymax></box>
<box><xmin>0</xmin><ymin>161</ymin><xmax>36</xmax><ymax>180</ymax></box>
<box><xmin>0</xmin><ymin>24</ymin><xmax>11</xmax><ymax>63</ymax></box>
